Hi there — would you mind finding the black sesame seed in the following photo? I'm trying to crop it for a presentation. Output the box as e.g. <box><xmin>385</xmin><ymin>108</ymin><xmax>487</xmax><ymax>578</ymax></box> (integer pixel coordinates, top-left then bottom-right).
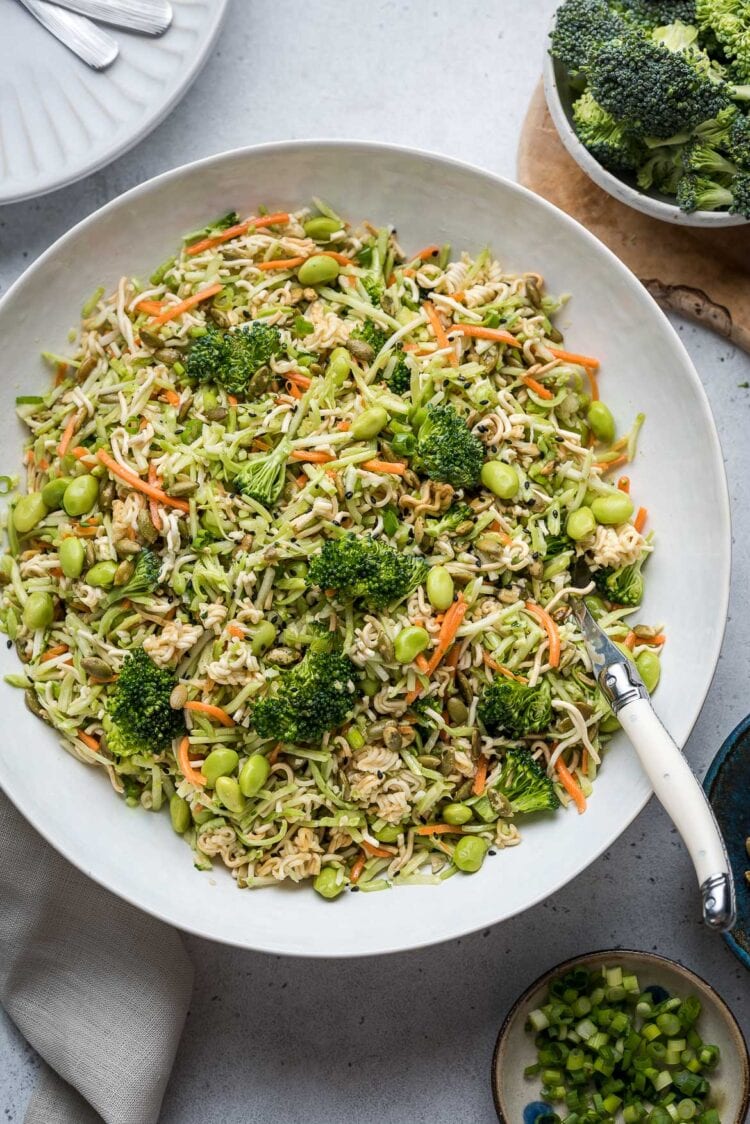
<box><xmin>345</xmin><ymin>491</ymin><xmax>354</xmax><ymax>499</ymax></box>
<box><xmin>489</xmin><ymin>849</ymin><xmax>497</xmax><ymax>856</ymax></box>
<box><xmin>6</xmin><ymin>640</ymin><xmax>11</xmax><ymax>649</ymax></box>
<box><xmin>376</xmin><ymin>770</ymin><xmax>384</xmax><ymax>779</ymax></box>
<box><xmin>350</xmin><ymin>886</ymin><xmax>360</xmax><ymax>892</ymax></box>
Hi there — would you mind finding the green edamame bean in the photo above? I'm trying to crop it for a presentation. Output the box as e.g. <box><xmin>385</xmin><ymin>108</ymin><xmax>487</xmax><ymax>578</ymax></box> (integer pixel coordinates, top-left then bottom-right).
<box><xmin>202</xmin><ymin>385</ymin><xmax>219</xmax><ymax>412</ymax></box>
<box><xmin>250</xmin><ymin>620</ymin><xmax>277</xmax><ymax>656</ymax></box>
<box><xmin>426</xmin><ymin>566</ymin><xmax>454</xmax><ymax>611</ymax></box>
<box><xmin>587</xmin><ymin>401</ymin><xmax>616</xmax><ymax>444</ymax></box>
<box><xmin>85</xmin><ymin>560</ymin><xmax>117</xmax><ymax>588</ymax></box>
<box><xmin>238</xmin><ymin>753</ymin><xmax>270</xmax><ymax>797</ymax></box>
<box><xmin>443</xmin><ymin>803</ymin><xmax>473</xmax><ymax>826</ymax></box>
<box><xmin>13</xmin><ymin>493</ymin><xmax>49</xmax><ymax>534</ymax></box>
<box><xmin>446</xmin><ymin>696</ymin><xmax>469</xmax><ymax>723</ymax></box>
<box><xmin>636</xmin><ymin>650</ymin><xmax>661</xmax><ymax>693</ymax></box>
<box><xmin>303</xmin><ymin>216</ymin><xmax>341</xmax><ymax>241</ymax></box>
<box><xmin>215</xmin><ymin>775</ymin><xmax>245</xmax><ymax>814</ymax></box>
<box><xmin>583</xmin><ymin>594</ymin><xmax>607</xmax><ymax>620</ymax></box>
<box><xmin>591</xmin><ymin>491</ymin><xmax>634</xmax><ymax>526</ymax></box>
<box><xmin>453</xmin><ymin>835</ymin><xmax>489</xmax><ymax>873</ymax></box>
<box><xmin>58</xmin><ymin>536</ymin><xmax>85</xmax><ymax>579</ymax></box>
<box><xmin>481</xmin><ymin>460</ymin><xmax>519</xmax><ymax>499</ymax></box>
<box><xmin>543</xmin><ymin>552</ymin><xmax>572</xmax><ymax>581</ymax></box>
<box><xmin>566</xmin><ymin>505</ymin><xmax>596</xmax><ymax>541</ymax></box>
<box><xmin>297</xmin><ymin>255</ymin><xmax>340</xmax><ymax>286</ymax></box>
<box><xmin>202</xmin><ymin>747</ymin><xmax>239</xmax><ymax>788</ymax></box>
<box><xmin>391</xmin><ymin>432</ymin><xmax>416</xmax><ymax>457</ymax></box>
<box><xmin>313</xmin><ymin>866</ymin><xmax>345</xmax><ymax>899</ymax></box>
<box><xmin>374</xmin><ymin>823</ymin><xmax>402</xmax><ymax>842</ymax></box>
<box><xmin>193</xmin><ymin>805</ymin><xmax>214</xmax><ymax>825</ymax></box>
<box><xmin>63</xmin><ymin>474</ymin><xmax>99</xmax><ymax>517</ymax></box>
<box><xmin>23</xmin><ymin>591</ymin><xmax>54</xmax><ymax>630</ymax></box>
<box><xmin>362</xmin><ymin>677</ymin><xmax>379</xmax><ymax>697</ymax></box>
<box><xmin>41</xmin><ymin>477</ymin><xmax>73</xmax><ymax>510</ymax></box>
<box><xmin>0</xmin><ymin>555</ymin><xmax>13</xmax><ymax>583</ymax></box>
<box><xmin>328</xmin><ymin>347</ymin><xmax>351</xmax><ymax>383</ymax></box>
<box><xmin>346</xmin><ymin>726</ymin><xmax>366</xmax><ymax>751</ymax></box>
<box><xmin>394</xmin><ymin>625</ymin><xmax>430</xmax><ymax>664</ymax></box>
<box><xmin>169</xmin><ymin>794</ymin><xmax>191</xmax><ymax>834</ymax></box>
<box><xmin>599</xmin><ymin>713</ymin><xmax>621</xmax><ymax>733</ymax></box>
<box><xmin>352</xmin><ymin>406</ymin><xmax>388</xmax><ymax>440</ymax></box>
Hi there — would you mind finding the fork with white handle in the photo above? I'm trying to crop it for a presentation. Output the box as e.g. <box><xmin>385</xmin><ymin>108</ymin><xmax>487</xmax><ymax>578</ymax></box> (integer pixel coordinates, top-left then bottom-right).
<box><xmin>17</xmin><ymin>0</ymin><xmax>172</xmax><ymax>71</ymax></box>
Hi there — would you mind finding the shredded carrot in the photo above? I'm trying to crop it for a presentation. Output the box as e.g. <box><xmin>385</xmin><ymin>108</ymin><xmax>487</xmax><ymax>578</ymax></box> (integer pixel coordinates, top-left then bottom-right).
<box><xmin>71</xmin><ymin>525</ymin><xmax>100</xmax><ymax>537</ymax></box>
<box><xmin>423</xmin><ymin>300</ymin><xmax>458</xmax><ymax>367</ymax></box>
<box><xmin>426</xmin><ymin>594</ymin><xmax>468</xmax><ymax>676</ymax></box>
<box><xmin>57</xmin><ymin>411</ymin><xmax>80</xmax><ymax>457</ymax></box>
<box><xmin>350</xmin><ymin>853</ymin><xmax>366</xmax><ymax>883</ymax></box>
<box><xmin>585</xmin><ymin>365</ymin><xmax>600</xmax><ymax>402</ymax></box>
<box><xmin>524</xmin><ymin>601</ymin><xmax>561</xmax><ymax>668</ymax></box>
<box><xmin>412</xmin><ymin>244</ymin><xmax>439</xmax><ymax>262</ymax></box>
<box><xmin>453</xmin><ymin>324</ymin><xmax>520</xmax><ymax>347</ymax></box>
<box><xmin>268</xmin><ymin>743</ymin><xmax>282</xmax><ymax>766</ymax></box>
<box><xmin>405</xmin><ymin>686</ymin><xmax>422</xmax><ymax>706</ymax></box>
<box><xmin>69</xmin><ymin>446</ymin><xmax>91</xmax><ymax>461</ymax></box>
<box><xmin>136</xmin><ymin>299</ymin><xmax>165</xmax><ymax>315</ymax></box>
<box><xmin>472</xmin><ymin>755</ymin><xmax>488</xmax><ymax>796</ymax></box>
<box><xmin>96</xmin><ymin>449</ymin><xmax>189</xmax><ymax>513</ymax></box>
<box><xmin>623</xmin><ymin>631</ymin><xmax>636</xmax><ymax>651</ymax></box>
<box><xmin>452</xmin><ymin>291</ymin><xmax>465</xmax><ymax>303</ymax></box>
<box><xmin>617</xmin><ymin>476</ymin><xmax>631</xmax><ymax>494</ymax></box>
<box><xmin>415</xmin><ymin>654</ymin><xmax>430</xmax><ymax>674</ymax></box>
<box><xmin>361</xmin><ymin>839</ymin><xmax>393</xmax><ymax>858</ymax></box>
<box><xmin>186</xmin><ymin>212</ymin><xmax>290</xmax><ymax>256</ymax></box>
<box><xmin>581</xmin><ymin>748</ymin><xmax>589</xmax><ymax>776</ymax></box>
<box><xmin>148</xmin><ymin>463</ymin><xmax>162</xmax><ymax>532</ymax></box>
<box><xmin>149</xmin><ymin>283</ymin><xmax>223</xmax><ymax>326</ymax></box>
<box><xmin>634</xmin><ymin>506</ymin><xmax>648</xmax><ymax>533</ymax></box>
<box><xmin>40</xmin><ymin>644</ymin><xmax>69</xmax><ymax>663</ymax></box>
<box><xmin>415</xmin><ymin>823</ymin><xmax>464</xmax><ymax>836</ymax></box>
<box><xmin>548</xmin><ymin>347</ymin><xmax>600</xmax><ymax>371</ymax></box>
<box><xmin>227</xmin><ymin>394</ymin><xmax>238</xmax><ymax>408</ymax></box>
<box><xmin>651</xmin><ymin>634</ymin><xmax>666</xmax><ymax>646</ymax></box>
<box><xmin>337</xmin><ymin>420</ymin><xmax>351</xmax><ymax>431</ymax></box>
<box><xmin>77</xmin><ymin>731</ymin><xmax>100</xmax><ymax>751</ymax></box>
<box><xmin>403</xmin><ymin>268</ymin><xmax>416</xmax><ymax>278</ymax></box>
<box><xmin>360</xmin><ymin>459</ymin><xmax>406</xmax><ymax>475</ymax></box>
<box><xmin>321</xmin><ymin>250</ymin><xmax>354</xmax><ymax>266</ymax></box>
<box><xmin>444</xmin><ymin>645</ymin><xmax>461</xmax><ymax>671</ymax></box>
<box><xmin>252</xmin><ymin>438</ymin><xmax>270</xmax><ymax>451</ymax></box>
<box><xmin>285</xmin><ymin>370</ymin><xmax>312</xmax><ymax>389</ymax></box>
<box><xmin>289</xmin><ymin>450</ymin><xmax>335</xmax><ymax>464</ymax></box>
<box><xmin>227</xmin><ymin>624</ymin><xmax>245</xmax><ymax>639</ymax></box>
<box><xmin>293</xmin><ymin>473</ymin><xmax>306</xmax><ymax>488</ymax></box>
<box><xmin>522</xmin><ymin>374</ymin><xmax>553</xmax><ymax>400</ymax></box>
<box><xmin>257</xmin><ymin>256</ymin><xmax>306</xmax><ymax>272</ymax></box>
<box><xmin>555</xmin><ymin>758</ymin><xmax>587</xmax><ymax>813</ymax></box>
<box><xmin>37</xmin><ymin>458</ymin><xmax>49</xmax><ymax>472</ymax></box>
<box><xmin>159</xmin><ymin>388</ymin><xmax>181</xmax><ymax>408</ymax></box>
<box><xmin>286</xmin><ymin>381</ymin><xmax>303</xmax><ymax>400</ymax></box>
<box><xmin>176</xmin><ymin>735</ymin><xmax>206</xmax><ymax>787</ymax></box>
<box><xmin>482</xmin><ymin>651</ymin><xmax>528</xmax><ymax>683</ymax></box>
<box><xmin>55</xmin><ymin>361</ymin><xmax>68</xmax><ymax>386</ymax></box>
<box><xmin>184</xmin><ymin>700</ymin><xmax>235</xmax><ymax>727</ymax></box>
<box><xmin>594</xmin><ymin>455</ymin><xmax>628</xmax><ymax>473</ymax></box>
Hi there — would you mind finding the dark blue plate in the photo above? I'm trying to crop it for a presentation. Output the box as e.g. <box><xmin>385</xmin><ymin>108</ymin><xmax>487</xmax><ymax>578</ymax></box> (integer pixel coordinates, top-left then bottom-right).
<box><xmin>704</xmin><ymin>714</ymin><xmax>750</xmax><ymax>971</ymax></box>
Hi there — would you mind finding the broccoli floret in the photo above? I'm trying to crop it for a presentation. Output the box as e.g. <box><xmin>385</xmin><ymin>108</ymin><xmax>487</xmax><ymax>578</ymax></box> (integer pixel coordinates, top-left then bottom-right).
<box><xmin>382</xmin><ymin>349</ymin><xmax>411</xmax><ymax>395</ymax></box>
<box><xmin>307</xmin><ymin>533</ymin><xmax>428</xmax><ymax>609</ymax></box>
<box><xmin>103</xmin><ymin>649</ymin><xmax>184</xmax><ymax>758</ymax></box>
<box><xmin>353</xmin><ymin>320</ymin><xmax>389</xmax><ymax>358</ymax></box>
<box><xmin>693</xmin><ymin>103</ymin><xmax>740</xmax><ymax>146</ymax></box>
<box><xmin>614</xmin><ymin>0</ymin><xmax>697</xmax><ymax>29</ymax></box>
<box><xmin>727</xmin><ymin>113</ymin><xmax>750</xmax><ymax>168</ymax></box>
<box><xmin>103</xmin><ymin>549</ymin><xmax>160</xmax><ymax>608</ymax></box>
<box><xmin>677</xmin><ymin>169</ymin><xmax>750</xmax><ymax>213</ymax></box>
<box><xmin>185</xmin><ymin>322</ymin><xmax>282</xmax><ymax>397</ymax></box>
<box><xmin>572</xmin><ymin>90</ymin><xmax>646</xmax><ymax>172</ymax></box>
<box><xmin>493</xmin><ymin>747</ymin><xmax>561</xmax><ymax>814</ymax></box>
<box><xmin>594</xmin><ymin>552</ymin><xmax>647</xmax><ymax>606</ymax></box>
<box><xmin>637</xmin><ymin>147</ymin><xmax>685</xmax><ymax>192</ymax></box>
<box><xmin>588</xmin><ymin>32</ymin><xmax>729</xmax><ymax>139</ymax></box>
<box><xmin>233</xmin><ymin>439</ymin><xmax>291</xmax><ymax>508</ymax></box>
<box><xmin>696</xmin><ymin>0</ymin><xmax>750</xmax><ymax>84</ymax></box>
<box><xmin>251</xmin><ymin>649</ymin><xmax>356</xmax><ymax>743</ymax></box>
<box><xmin>422</xmin><ymin>502</ymin><xmax>475</xmax><ymax>539</ymax></box>
<box><xmin>362</xmin><ymin>275</ymin><xmax>385</xmax><ymax>307</ymax></box>
<box><xmin>355</xmin><ymin>228</ymin><xmax>390</xmax><ymax>307</ymax></box>
<box><xmin>551</xmin><ymin>0</ymin><xmax>630</xmax><ymax>73</ymax></box>
<box><xmin>651</xmin><ymin>18</ymin><xmax>700</xmax><ymax>52</ymax></box>
<box><xmin>413</xmin><ymin>404</ymin><xmax>484</xmax><ymax>489</ymax></box>
<box><xmin>478</xmin><ymin>677</ymin><xmax>553</xmax><ymax>738</ymax></box>
<box><xmin>544</xmin><ymin>533</ymin><xmax>572</xmax><ymax>559</ymax></box>
<box><xmin>681</xmin><ymin>138</ymin><xmax>738</xmax><ymax>174</ymax></box>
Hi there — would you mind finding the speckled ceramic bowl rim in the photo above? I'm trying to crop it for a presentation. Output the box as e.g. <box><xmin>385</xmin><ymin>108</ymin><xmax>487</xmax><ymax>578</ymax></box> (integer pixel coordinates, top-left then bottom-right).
<box><xmin>541</xmin><ymin>16</ymin><xmax>750</xmax><ymax>228</ymax></box>
<box><xmin>705</xmin><ymin>715</ymin><xmax>750</xmax><ymax>973</ymax></box>
<box><xmin>491</xmin><ymin>948</ymin><xmax>750</xmax><ymax>1123</ymax></box>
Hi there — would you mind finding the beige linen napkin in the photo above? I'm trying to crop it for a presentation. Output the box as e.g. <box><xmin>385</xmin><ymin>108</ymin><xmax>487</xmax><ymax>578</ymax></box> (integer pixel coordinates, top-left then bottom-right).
<box><xmin>0</xmin><ymin>791</ymin><xmax>193</xmax><ymax>1123</ymax></box>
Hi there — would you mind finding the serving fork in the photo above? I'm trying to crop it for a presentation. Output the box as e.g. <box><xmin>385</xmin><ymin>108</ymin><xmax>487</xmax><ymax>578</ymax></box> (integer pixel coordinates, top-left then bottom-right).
<box><xmin>17</xmin><ymin>0</ymin><xmax>173</xmax><ymax>71</ymax></box>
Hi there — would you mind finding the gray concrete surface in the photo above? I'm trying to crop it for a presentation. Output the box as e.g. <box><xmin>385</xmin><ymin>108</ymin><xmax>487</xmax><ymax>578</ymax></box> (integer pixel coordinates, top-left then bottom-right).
<box><xmin>1</xmin><ymin>1</ymin><xmax>749</xmax><ymax>1121</ymax></box>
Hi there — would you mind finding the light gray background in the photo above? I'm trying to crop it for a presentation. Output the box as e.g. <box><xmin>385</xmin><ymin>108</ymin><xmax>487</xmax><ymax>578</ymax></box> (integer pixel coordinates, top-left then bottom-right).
<box><xmin>1</xmin><ymin>1</ymin><xmax>748</xmax><ymax>1121</ymax></box>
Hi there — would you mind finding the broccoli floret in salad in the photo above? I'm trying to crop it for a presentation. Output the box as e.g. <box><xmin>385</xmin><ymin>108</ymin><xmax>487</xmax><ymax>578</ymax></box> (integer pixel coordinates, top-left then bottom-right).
<box><xmin>494</xmin><ymin>748</ymin><xmax>561</xmax><ymax>814</ymax></box>
<box><xmin>251</xmin><ymin>647</ymin><xmax>356</xmax><ymax>744</ymax></box>
<box><xmin>185</xmin><ymin>322</ymin><xmax>282</xmax><ymax>397</ymax></box>
<box><xmin>593</xmin><ymin>552</ymin><xmax>648</xmax><ymax>606</ymax></box>
<box><xmin>306</xmin><ymin>533</ymin><xmax>428</xmax><ymax>609</ymax></box>
<box><xmin>103</xmin><ymin>649</ymin><xmax>184</xmax><ymax>758</ymax></box>
<box><xmin>103</xmin><ymin>549</ymin><xmax>160</xmax><ymax>608</ymax></box>
<box><xmin>413</xmin><ymin>404</ymin><xmax>484</xmax><ymax>490</ymax></box>
<box><xmin>422</xmin><ymin>502</ymin><xmax>475</xmax><ymax>539</ymax></box>
<box><xmin>478</xmin><ymin>677</ymin><xmax>553</xmax><ymax>738</ymax></box>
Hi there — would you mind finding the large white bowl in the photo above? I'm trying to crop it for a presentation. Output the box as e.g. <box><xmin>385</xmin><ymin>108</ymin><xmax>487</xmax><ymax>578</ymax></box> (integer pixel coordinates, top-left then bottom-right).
<box><xmin>542</xmin><ymin>26</ymin><xmax>750</xmax><ymax>228</ymax></box>
<box><xmin>0</xmin><ymin>141</ymin><xmax>731</xmax><ymax>957</ymax></box>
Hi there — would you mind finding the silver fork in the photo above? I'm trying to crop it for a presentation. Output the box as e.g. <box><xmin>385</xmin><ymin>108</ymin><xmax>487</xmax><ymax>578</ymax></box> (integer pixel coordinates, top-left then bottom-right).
<box><xmin>46</xmin><ymin>0</ymin><xmax>173</xmax><ymax>35</ymax></box>
<box><xmin>17</xmin><ymin>0</ymin><xmax>119</xmax><ymax>69</ymax></box>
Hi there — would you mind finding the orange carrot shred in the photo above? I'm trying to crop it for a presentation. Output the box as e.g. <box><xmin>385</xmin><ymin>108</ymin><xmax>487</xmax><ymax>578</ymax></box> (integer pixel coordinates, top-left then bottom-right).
<box><xmin>289</xmin><ymin>449</ymin><xmax>335</xmax><ymax>464</ymax></box>
<box><xmin>472</xmin><ymin>755</ymin><xmax>489</xmax><ymax>796</ymax></box>
<box><xmin>617</xmin><ymin>476</ymin><xmax>631</xmax><ymax>494</ymax></box>
<box><xmin>257</xmin><ymin>256</ymin><xmax>306</xmax><ymax>272</ymax></box>
<box><xmin>227</xmin><ymin>624</ymin><xmax>245</xmax><ymax>639</ymax></box>
<box><xmin>522</xmin><ymin>374</ymin><xmax>553</xmax><ymax>400</ymax></box>
<box><xmin>40</xmin><ymin>644</ymin><xmax>69</xmax><ymax>663</ymax></box>
<box><xmin>415</xmin><ymin>654</ymin><xmax>430</xmax><ymax>674</ymax></box>
<box><xmin>186</xmin><ymin>212</ymin><xmax>290</xmax><ymax>256</ymax></box>
<box><xmin>524</xmin><ymin>602</ymin><xmax>561</xmax><ymax>668</ymax></box>
<box><xmin>453</xmin><ymin>324</ymin><xmax>520</xmax><ymax>347</ymax></box>
<box><xmin>634</xmin><ymin>506</ymin><xmax>648</xmax><ymax>533</ymax></box>
<box><xmin>177</xmin><ymin>735</ymin><xmax>206</xmax><ymax>786</ymax></box>
<box><xmin>337</xmin><ymin>420</ymin><xmax>351</xmax><ymax>432</ymax></box>
<box><xmin>285</xmin><ymin>370</ymin><xmax>313</xmax><ymax>389</ymax></box>
<box><xmin>423</xmin><ymin>300</ymin><xmax>458</xmax><ymax>367</ymax></box>
<box><xmin>160</xmin><ymin>389</ymin><xmax>181</xmax><ymax>408</ymax></box>
<box><xmin>148</xmin><ymin>463</ymin><xmax>162</xmax><ymax>533</ymax></box>
<box><xmin>482</xmin><ymin>651</ymin><xmax>528</xmax><ymax>683</ymax></box>
<box><xmin>136</xmin><ymin>299</ymin><xmax>165</xmax><ymax>315</ymax></box>
<box><xmin>548</xmin><ymin>346</ymin><xmax>600</xmax><ymax>371</ymax></box>
<box><xmin>184</xmin><ymin>701</ymin><xmax>235</xmax><ymax>727</ymax></box>
<box><xmin>555</xmin><ymin>758</ymin><xmax>587</xmax><ymax>813</ymax></box>
<box><xmin>415</xmin><ymin>823</ymin><xmax>465</xmax><ymax>836</ymax></box>
<box><xmin>96</xmin><ymin>449</ymin><xmax>189</xmax><ymax>513</ymax></box>
<box><xmin>77</xmin><ymin>731</ymin><xmax>100</xmax><ymax>751</ymax></box>
<box><xmin>149</xmin><ymin>284</ymin><xmax>223</xmax><ymax>326</ymax></box>
<box><xmin>426</xmin><ymin>594</ymin><xmax>468</xmax><ymax>676</ymax></box>
<box><xmin>361</xmin><ymin>839</ymin><xmax>393</xmax><ymax>858</ymax></box>
<box><xmin>360</xmin><ymin>459</ymin><xmax>406</xmax><ymax>475</ymax></box>
<box><xmin>349</xmin><ymin>853</ymin><xmax>366</xmax><ymax>883</ymax></box>
<box><xmin>57</xmin><ymin>411</ymin><xmax>80</xmax><ymax>457</ymax></box>
<box><xmin>412</xmin><ymin>244</ymin><xmax>440</xmax><ymax>262</ymax></box>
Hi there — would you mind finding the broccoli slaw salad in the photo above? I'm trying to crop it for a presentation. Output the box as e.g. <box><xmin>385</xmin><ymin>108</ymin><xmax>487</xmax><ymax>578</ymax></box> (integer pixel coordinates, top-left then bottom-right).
<box><xmin>0</xmin><ymin>203</ymin><xmax>664</xmax><ymax>899</ymax></box>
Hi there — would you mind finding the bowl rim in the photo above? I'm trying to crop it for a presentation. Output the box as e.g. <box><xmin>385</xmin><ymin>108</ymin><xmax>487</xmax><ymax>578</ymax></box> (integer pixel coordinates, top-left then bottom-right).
<box><xmin>705</xmin><ymin>715</ymin><xmax>750</xmax><ymax>973</ymax></box>
<box><xmin>541</xmin><ymin>19</ymin><xmax>750</xmax><ymax>228</ymax></box>
<box><xmin>491</xmin><ymin>947</ymin><xmax>750</xmax><ymax>1123</ymax></box>
<box><xmin>0</xmin><ymin>138</ymin><xmax>733</xmax><ymax>954</ymax></box>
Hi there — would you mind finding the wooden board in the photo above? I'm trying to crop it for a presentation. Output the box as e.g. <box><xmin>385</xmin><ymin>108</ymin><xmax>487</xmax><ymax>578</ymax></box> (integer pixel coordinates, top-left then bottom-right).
<box><xmin>517</xmin><ymin>81</ymin><xmax>750</xmax><ymax>352</ymax></box>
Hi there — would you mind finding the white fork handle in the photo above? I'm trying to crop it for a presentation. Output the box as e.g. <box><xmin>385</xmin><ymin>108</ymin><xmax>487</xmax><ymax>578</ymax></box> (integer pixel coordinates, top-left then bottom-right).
<box><xmin>618</xmin><ymin>698</ymin><xmax>735</xmax><ymax>931</ymax></box>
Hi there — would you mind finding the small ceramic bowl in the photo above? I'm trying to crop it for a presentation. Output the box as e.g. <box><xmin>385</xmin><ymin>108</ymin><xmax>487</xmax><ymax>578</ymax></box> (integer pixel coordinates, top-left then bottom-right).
<box><xmin>492</xmin><ymin>949</ymin><xmax>750</xmax><ymax>1123</ymax></box>
<box><xmin>705</xmin><ymin>714</ymin><xmax>750</xmax><ymax>972</ymax></box>
<box><xmin>542</xmin><ymin>22</ymin><xmax>749</xmax><ymax>228</ymax></box>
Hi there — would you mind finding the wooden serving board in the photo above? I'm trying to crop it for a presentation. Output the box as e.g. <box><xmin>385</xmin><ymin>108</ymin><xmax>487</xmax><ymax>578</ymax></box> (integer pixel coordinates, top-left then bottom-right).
<box><xmin>517</xmin><ymin>82</ymin><xmax>750</xmax><ymax>353</ymax></box>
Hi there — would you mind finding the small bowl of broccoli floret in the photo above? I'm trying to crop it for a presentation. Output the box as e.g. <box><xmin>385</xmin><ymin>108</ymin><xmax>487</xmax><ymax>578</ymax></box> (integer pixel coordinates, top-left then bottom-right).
<box><xmin>543</xmin><ymin>0</ymin><xmax>750</xmax><ymax>225</ymax></box>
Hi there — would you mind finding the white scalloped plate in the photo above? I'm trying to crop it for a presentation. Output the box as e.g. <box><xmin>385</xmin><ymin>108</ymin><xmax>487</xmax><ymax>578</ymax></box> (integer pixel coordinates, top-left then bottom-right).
<box><xmin>0</xmin><ymin>0</ymin><xmax>229</xmax><ymax>204</ymax></box>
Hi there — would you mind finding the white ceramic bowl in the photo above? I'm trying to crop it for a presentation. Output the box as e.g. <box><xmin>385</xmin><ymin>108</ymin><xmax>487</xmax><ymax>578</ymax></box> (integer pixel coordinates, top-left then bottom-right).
<box><xmin>0</xmin><ymin>141</ymin><xmax>731</xmax><ymax>956</ymax></box>
<box><xmin>542</xmin><ymin>25</ymin><xmax>749</xmax><ymax>228</ymax></box>
<box><xmin>492</xmin><ymin>950</ymin><xmax>750</xmax><ymax>1122</ymax></box>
